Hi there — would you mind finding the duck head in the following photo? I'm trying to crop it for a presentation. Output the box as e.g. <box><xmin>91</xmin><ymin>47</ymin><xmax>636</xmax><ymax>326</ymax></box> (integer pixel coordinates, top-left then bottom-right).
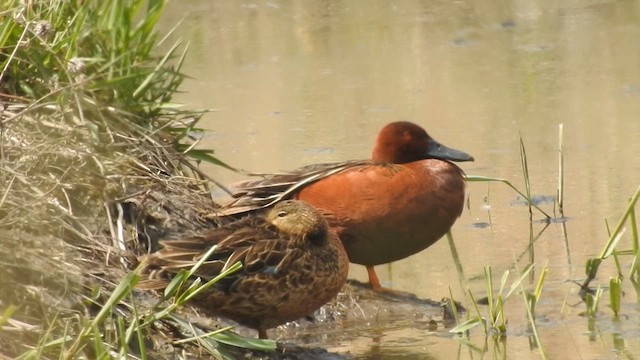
<box><xmin>266</xmin><ymin>200</ymin><xmax>329</xmax><ymax>245</ymax></box>
<box><xmin>371</xmin><ymin>121</ymin><xmax>474</xmax><ymax>164</ymax></box>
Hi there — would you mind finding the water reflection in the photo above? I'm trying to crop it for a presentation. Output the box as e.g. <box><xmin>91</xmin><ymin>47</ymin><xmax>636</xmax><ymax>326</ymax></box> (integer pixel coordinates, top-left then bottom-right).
<box><xmin>159</xmin><ymin>0</ymin><xmax>640</xmax><ymax>358</ymax></box>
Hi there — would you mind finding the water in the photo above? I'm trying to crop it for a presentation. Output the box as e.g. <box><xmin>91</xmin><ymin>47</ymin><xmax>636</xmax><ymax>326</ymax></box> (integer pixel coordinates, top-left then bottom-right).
<box><xmin>158</xmin><ymin>1</ymin><xmax>640</xmax><ymax>358</ymax></box>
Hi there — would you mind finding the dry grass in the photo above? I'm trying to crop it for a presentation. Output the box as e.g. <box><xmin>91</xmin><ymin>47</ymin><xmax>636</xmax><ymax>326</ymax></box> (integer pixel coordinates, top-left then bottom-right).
<box><xmin>0</xmin><ymin>91</ymin><xmax>228</xmax><ymax>358</ymax></box>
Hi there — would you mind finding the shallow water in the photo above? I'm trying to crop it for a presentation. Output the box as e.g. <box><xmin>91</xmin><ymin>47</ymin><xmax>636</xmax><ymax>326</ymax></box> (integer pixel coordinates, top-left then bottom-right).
<box><xmin>158</xmin><ymin>1</ymin><xmax>640</xmax><ymax>358</ymax></box>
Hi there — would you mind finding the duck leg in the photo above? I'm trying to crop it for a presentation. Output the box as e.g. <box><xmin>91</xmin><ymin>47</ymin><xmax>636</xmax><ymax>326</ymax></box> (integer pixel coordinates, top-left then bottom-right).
<box><xmin>366</xmin><ymin>265</ymin><xmax>418</xmax><ymax>299</ymax></box>
<box><xmin>366</xmin><ymin>266</ymin><xmax>383</xmax><ymax>290</ymax></box>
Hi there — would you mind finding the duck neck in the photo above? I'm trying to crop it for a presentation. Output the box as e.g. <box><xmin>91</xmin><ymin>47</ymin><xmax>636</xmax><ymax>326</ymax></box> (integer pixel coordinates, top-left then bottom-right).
<box><xmin>372</xmin><ymin>143</ymin><xmax>416</xmax><ymax>164</ymax></box>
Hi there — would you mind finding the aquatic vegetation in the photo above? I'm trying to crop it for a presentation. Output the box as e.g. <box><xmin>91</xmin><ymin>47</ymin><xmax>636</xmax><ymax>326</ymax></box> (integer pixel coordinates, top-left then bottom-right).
<box><xmin>449</xmin><ymin>124</ymin><xmax>639</xmax><ymax>359</ymax></box>
<box><xmin>582</xmin><ymin>186</ymin><xmax>640</xmax><ymax>315</ymax></box>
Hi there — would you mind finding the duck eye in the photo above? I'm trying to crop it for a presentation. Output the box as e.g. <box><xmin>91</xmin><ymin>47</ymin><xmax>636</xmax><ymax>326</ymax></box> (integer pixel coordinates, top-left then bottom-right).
<box><xmin>277</xmin><ymin>211</ymin><xmax>287</xmax><ymax>218</ymax></box>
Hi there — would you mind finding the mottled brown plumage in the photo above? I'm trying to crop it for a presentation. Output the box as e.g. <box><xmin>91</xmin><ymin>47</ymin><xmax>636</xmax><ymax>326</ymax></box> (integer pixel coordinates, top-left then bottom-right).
<box><xmin>138</xmin><ymin>200</ymin><xmax>349</xmax><ymax>339</ymax></box>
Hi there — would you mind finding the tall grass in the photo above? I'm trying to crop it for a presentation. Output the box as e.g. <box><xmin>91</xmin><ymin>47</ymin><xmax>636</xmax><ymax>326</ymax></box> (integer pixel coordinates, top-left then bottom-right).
<box><xmin>1</xmin><ymin>0</ymin><xmax>233</xmax><ymax>168</ymax></box>
<box><xmin>557</xmin><ymin>124</ymin><xmax>565</xmax><ymax>214</ymax></box>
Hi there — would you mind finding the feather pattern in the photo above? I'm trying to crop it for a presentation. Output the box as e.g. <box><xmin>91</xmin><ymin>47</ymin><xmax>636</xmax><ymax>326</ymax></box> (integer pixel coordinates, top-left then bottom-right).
<box><xmin>216</xmin><ymin>160</ymin><xmax>376</xmax><ymax>216</ymax></box>
<box><xmin>138</xmin><ymin>200</ymin><xmax>349</xmax><ymax>339</ymax></box>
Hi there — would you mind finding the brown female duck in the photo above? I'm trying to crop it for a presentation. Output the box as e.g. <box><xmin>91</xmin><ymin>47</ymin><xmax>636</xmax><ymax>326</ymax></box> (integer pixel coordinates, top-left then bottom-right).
<box><xmin>138</xmin><ymin>200</ymin><xmax>349</xmax><ymax>339</ymax></box>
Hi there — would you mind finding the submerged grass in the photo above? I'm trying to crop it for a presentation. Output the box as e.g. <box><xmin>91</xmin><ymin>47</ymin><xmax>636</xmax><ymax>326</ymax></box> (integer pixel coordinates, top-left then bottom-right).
<box><xmin>453</xmin><ymin>132</ymin><xmax>553</xmax><ymax>349</ymax></box>
<box><xmin>455</xmin><ymin>123</ymin><xmax>639</xmax><ymax>359</ymax></box>
<box><xmin>450</xmin><ymin>264</ymin><xmax>537</xmax><ymax>335</ymax></box>
<box><xmin>582</xmin><ymin>185</ymin><xmax>640</xmax><ymax>315</ymax></box>
<box><xmin>464</xmin><ymin>175</ymin><xmax>551</xmax><ymax>220</ymax></box>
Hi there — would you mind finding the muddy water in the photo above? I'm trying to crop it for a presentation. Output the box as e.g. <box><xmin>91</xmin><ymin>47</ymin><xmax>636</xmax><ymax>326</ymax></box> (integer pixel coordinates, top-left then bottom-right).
<box><xmin>158</xmin><ymin>1</ymin><xmax>640</xmax><ymax>358</ymax></box>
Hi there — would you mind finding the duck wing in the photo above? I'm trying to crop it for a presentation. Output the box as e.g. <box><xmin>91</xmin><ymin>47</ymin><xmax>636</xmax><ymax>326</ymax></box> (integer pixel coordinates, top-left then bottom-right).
<box><xmin>138</xmin><ymin>216</ymin><xmax>298</xmax><ymax>292</ymax></box>
<box><xmin>217</xmin><ymin>160</ymin><xmax>374</xmax><ymax>216</ymax></box>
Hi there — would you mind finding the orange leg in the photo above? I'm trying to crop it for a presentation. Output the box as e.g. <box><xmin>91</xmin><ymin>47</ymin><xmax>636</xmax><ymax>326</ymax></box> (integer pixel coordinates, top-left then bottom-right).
<box><xmin>366</xmin><ymin>265</ymin><xmax>418</xmax><ymax>299</ymax></box>
<box><xmin>366</xmin><ymin>265</ymin><xmax>383</xmax><ymax>290</ymax></box>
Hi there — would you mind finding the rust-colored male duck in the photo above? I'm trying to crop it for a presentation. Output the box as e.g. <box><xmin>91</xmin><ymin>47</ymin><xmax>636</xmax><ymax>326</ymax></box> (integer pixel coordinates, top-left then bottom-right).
<box><xmin>220</xmin><ymin>121</ymin><xmax>474</xmax><ymax>292</ymax></box>
<box><xmin>138</xmin><ymin>200</ymin><xmax>349</xmax><ymax>339</ymax></box>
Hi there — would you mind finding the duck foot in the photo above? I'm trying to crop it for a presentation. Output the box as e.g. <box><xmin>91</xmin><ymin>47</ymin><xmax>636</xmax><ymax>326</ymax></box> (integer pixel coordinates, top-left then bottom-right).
<box><xmin>346</xmin><ymin>279</ymin><xmax>419</xmax><ymax>301</ymax></box>
<box><xmin>372</xmin><ymin>285</ymin><xmax>420</xmax><ymax>300</ymax></box>
<box><xmin>361</xmin><ymin>265</ymin><xmax>420</xmax><ymax>300</ymax></box>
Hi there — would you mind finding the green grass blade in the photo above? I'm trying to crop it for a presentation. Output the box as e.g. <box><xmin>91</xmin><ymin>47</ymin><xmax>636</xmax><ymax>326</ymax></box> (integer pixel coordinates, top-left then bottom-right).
<box><xmin>484</xmin><ymin>266</ymin><xmax>494</xmax><ymax>323</ymax></box>
<box><xmin>467</xmin><ymin>288</ymin><xmax>487</xmax><ymax>333</ymax></box>
<box><xmin>132</xmin><ymin>40</ymin><xmax>181</xmax><ymax>99</ymax></box>
<box><xmin>586</xmin><ymin>285</ymin><xmax>603</xmax><ymax>317</ymax></box>
<box><xmin>632</xmin><ymin>204</ymin><xmax>639</xmax><ymax>252</ymax></box>
<box><xmin>65</xmin><ymin>271</ymin><xmax>140</xmax><ymax>356</ymax></box>
<box><xmin>163</xmin><ymin>269</ymin><xmax>190</xmax><ymax>298</ymax></box>
<box><xmin>506</xmin><ymin>263</ymin><xmax>534</xmax><ymax>299</ymax></box>
<box><xmin>206</xmin><ymin>332</ymin><xmax>277</xmax><ymax>352</ymax></box>
<box><xmin>92</xmin><ymin>323</ymin><xmax>105</xmax><ymax>356</ymax></box>
<box><xmin>498</xmin><ymin>270</ymin><xmax>510</xmax><ymax>297</ymax></box>
<box><xmin>464</xmin><ymin>175</ymin><xmax>551</xmax><ymax>219</ymax></box>
<box><xmin>182</xmin><ymin>262</ymin><xmax>243</xmax><ymax>303</ymax></box>
<box><xmin>519</xmin><ymin>268</ymin><xmax>547</xmax><ymax>359</ymax></box>
<box><xmin>178</xmin><ymin>147</ymin><xmax>238</xmax><ymax>172</ymax></box>
<box><xmin>449</xmin><ymin>317</ymin><xmax>484</xmax><ymax>334</ymax></box>
<box><xmin>447</xmin><ymin>287</ymin><xmax>461</xmax><ymax>324</ymax></box>
<box><xmin>600</xmin><ymin>229</ymin><xmax>627</xmax><ymax>259</ymax></box>
<box><xmin>117</xmin><ymin>316</ymin><xmax>128</xmax><ymax>358</ymax></box>
<box><xmin>533</xmin><ymin>264</ymin><xmax>548</xmax><ymax>302</ymax></box>
<box><xmin>93</xmin><ymin>271</ymin><xmax>139</xmax><ymax>327</ymax></box>
<box><xmin>519</xmin><ymin>134</ymin><xmax>533</xmax><ymax>218</ymax></box>
<box><xmin>0</xmin><ymin>305</ymin><xmax>17</xmax><ymax>327</ymax></box>
<box><xmin>557</xmin><ymin>123</ymin><xmax>564</xmax><ymax>213</ymax></box>
<box><xmin>610</xmin><ymin>276</ymin><xmax>622</xmax><ymax>316</ymax></box>
<box><xmin>598</xmin><ymin>185</ymin><xmax>640</xmax><ymax>259</ymax></box>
